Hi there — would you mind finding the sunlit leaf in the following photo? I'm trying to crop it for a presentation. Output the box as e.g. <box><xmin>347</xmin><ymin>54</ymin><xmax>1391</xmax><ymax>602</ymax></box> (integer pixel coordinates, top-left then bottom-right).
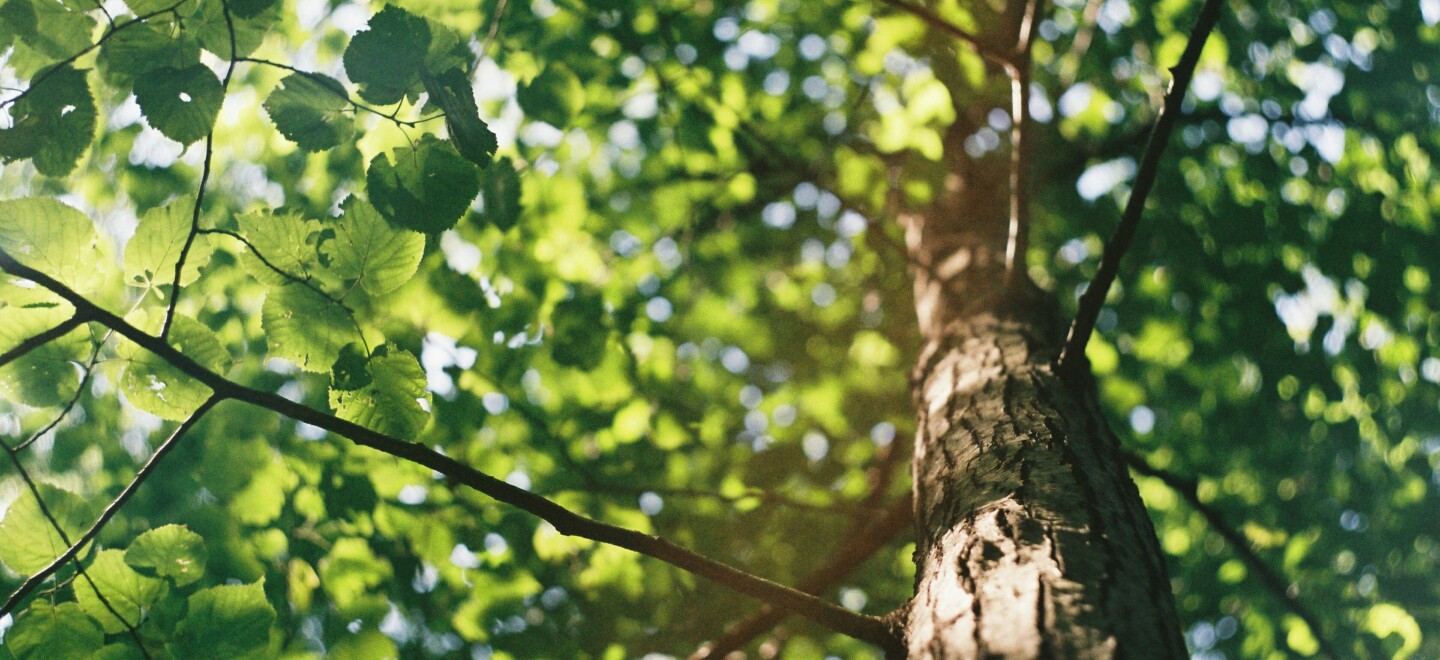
<box><xmin>172</xmin><ymin>581</ymin><xmax>276</xmax><ymax>659</ymax></box>
<box><xmin>124</xmin><ymin>524</ymin><xmax>207</xmax><ymax>586</ymax></box>
<box><xmin>261</xmin><ymin>284</ymin><xmax>360</xmax><ymax>372</ymax></box>
<box><xmin>329</xmin><ymin>343</ymin><xmax>431</xmax><ymax>437</ymax></box>
<box><xmin>0</xmin><ymin>484</ymin><xmax>91</xmax><ymax>575</ymax></box>
<box><xmin>366</xmin><ymin>134</ymin><xmax>479</xmax><ymax>233</ymax></box>
<box><xmin>123</xmin><ymin>194</ymin><xmax>210</xmax><ymax>288</ymax></box>
<box><xmin>5</xmin><ymin>602</ymin><xmax>103</xmax><ymax>660</ymax></box>
<box><xmin>322</xmin><ymin>196</ymin><xmax>424</xmax><ymax>296</ymax></box>
<box><xmin>74</xmin><ymin>549</ymin><xmax>168</xmax><ymax>634</ymax></box>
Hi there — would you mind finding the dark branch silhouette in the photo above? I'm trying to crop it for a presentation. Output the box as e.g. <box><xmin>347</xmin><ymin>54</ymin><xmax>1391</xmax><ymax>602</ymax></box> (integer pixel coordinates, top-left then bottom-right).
<box><xmin>692</xmin><ymin>497</ymin><xmax>912</xmax><ymax>659</ymax></box>
<box><xmin>1124</xmin><ymin>453</ymin><xmax>1340</xmax><ymax>659</ymax></box>
<box><xmin>0</xmin><ymin>314</ymin><xmax>87</xmax><ymax>370</ymax></box>
<box><xmin>1058</xmin><ymin>0</ymin><xmax>1224</xmax><ymax>370</ymax></box>
<box><xmin>0</xmin><ymin>247</ymin><xmax>900</xmax><ymax>653</ymax></box>
<box><xmin>0</xmin><ymin>395</ymin><xmax>218</xmax><ymax>648</ymax></box>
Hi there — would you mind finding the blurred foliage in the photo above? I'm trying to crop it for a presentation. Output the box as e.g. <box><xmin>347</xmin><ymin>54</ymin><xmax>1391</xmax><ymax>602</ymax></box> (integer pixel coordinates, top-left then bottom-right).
<box><xmin>0</xmin><ymin>0</ymin><xmax>1435</xmax><ymax>658</ymax></box>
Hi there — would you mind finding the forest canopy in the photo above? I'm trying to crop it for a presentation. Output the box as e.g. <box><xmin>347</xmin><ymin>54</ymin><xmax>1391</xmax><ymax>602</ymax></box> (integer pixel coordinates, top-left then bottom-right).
<box><xmin>0</xmin><ymin>0</ymin><xmax>1437</xmax><ymax>657</ymax></box>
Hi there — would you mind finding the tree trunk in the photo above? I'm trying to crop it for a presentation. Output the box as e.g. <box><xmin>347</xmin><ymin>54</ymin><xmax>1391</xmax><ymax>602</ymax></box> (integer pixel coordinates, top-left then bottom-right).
<box><xmin>894</xmin><ymin>84</ymin><xmax>1187</xmax><ymax>659</ymax></box>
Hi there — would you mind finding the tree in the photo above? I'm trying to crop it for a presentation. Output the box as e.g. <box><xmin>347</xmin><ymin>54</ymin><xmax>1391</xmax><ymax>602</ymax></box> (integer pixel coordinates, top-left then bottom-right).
<box><xmin>0</xmin><ymin>0</ymin><xmax>1434</xmax><ymax>657</ymax></box>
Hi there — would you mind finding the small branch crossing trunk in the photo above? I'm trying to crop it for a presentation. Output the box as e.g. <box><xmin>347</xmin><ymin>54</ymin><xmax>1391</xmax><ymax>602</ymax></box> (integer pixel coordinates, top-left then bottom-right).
<box><xmin>895</xmin><ymin>81</ymin><xmax>1185</xmax><ymax>656</ymax></box>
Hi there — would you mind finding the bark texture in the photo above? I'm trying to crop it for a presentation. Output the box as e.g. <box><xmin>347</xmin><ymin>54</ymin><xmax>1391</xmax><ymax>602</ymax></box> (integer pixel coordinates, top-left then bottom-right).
<box><xmin>896</xmin><ymin>51</ymin><xmax>1186</xmax><ymax>653</ymax></box>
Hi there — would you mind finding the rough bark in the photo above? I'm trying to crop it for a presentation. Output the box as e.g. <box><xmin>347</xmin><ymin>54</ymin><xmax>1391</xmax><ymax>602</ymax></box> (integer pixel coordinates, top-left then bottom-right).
<box><xmin>895</xmin><ymin>40</ymin><xmax>1186</xmax><ymax>652</ymax></box>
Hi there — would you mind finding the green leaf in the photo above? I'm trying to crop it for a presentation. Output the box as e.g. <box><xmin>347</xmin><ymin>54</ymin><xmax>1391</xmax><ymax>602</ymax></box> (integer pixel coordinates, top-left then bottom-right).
<box><xmin>478</xmin><ymin>156</ymin><xmax>523</xmax><ymax>231</ymax></box>
<box><xmin>5</xmin><ymin>602</ymin><xmax>103</xmax><ymax>660</ymax></box>
<box><xmin>517</xmin><ymin>63</ymin><xmax>586</xmax><ymax>128</ymax></box>
<box><xmin>367</xmin><ymin>134</ymin><xmax>479</xmax><ymax>233</ymax></box>
<box><xmin>342</xmin><ymin>5</ymin><xmax>430</xmax><ymax>106</ymax></box>
<box><xmin>235</xmin><ymin>209</ymin><xmax>323</xmax><ymax>286</ymax></box>
<box><xmin>421</xmin><ymin>19</ymin><xmax>468</xmax><ymax>74</ymax></box>
<box><xmin>134</xmin><ymin>64</ymin><xmax>223</xmax><ymax>145</ymax></box>
<box><xmin>421</xmin><ymin>68</ymin><xmax>496</xmax><ymax>166</ymax></box>
<box><xmin>551</xmin><ymin>289</ymin><xmax>609</xmax><ymax>370</ymax></box>
<box><xmin>329</xmin><ymin>344</ymin><xmax>431</xmax><ymax>437</ymax></box>
<box><xmin>317</xmin><ymin>538</ymin><xmax>390</xmax><ymax>610</ymax></box>
<box><xmin>172</xmin><ymin>581</ymin><xmax>276</xmax><ymax>659</ymax></box>
<box><xmin>263</xmin><ymin>72</ymin><xmax>354</xmax><ymax>152</ymax></box>
<box><xmin>123</xmin><ymin>195</ymin><xmax>210</xmax><ymax>288</ymax></box>
<box><xmin>0</xmin><ymin>65</ymin><xmax>96</xmax><ymax>176</ymax></box>
<box><xmin>322</xmin><ymin>196</ymin><xmax>424</xmax><ymax>296</ymax></box>
<box><xmin>119</xmin><ymin>312</ymin><xmax>228</xmax><ymax>420</ymax></box>
<box><xmin>98</xmin><ymin>21</ymin><xmax>201</xmax><ymax>84</ymax></box>
<box><xmin>74</xmin><ymin>549</ymin><xmax>168</xmax><ymax>634</ymax></box>
<box><xmin>124</xmin><ymin>524</ymin><xmax>207</xmax><ymax>586</ymax></box>
<box><xmin>227</xmin><ymin>0</ymin><xmax>278</xmax><ymax>19</ymax></box>
<box><xmin>0</xmin><ymin>484</ymin><xmax>91</xmax><ymax>575</ymax></box>
<box><xmin>0</xmin><ymin>197</ymin><xmax>103</xmax><ymax>294</ymax></box>
<box><xmin>192</xmin><ymin>0</ymin><xmax>275</xmax><ymax>59</ymax></box>
<box><xmin>122</xmin><ymin>0</ymin><xmax>198</xmax><ymax>15</ymax></box>
<box><xmin>0</xmin><ymin>283</ymin><xmax>87</xmax><ymax>408</ymax></box>
<box><xmin>329</xmin><ymin>342</ymin><xmax>371</xmax><ymax>391</ymax></box>
<box><xmin>261</xmin><ymin>284</ymin><xmax>360</xmax><ymax>372</ymax></box>
<box><xmin>0</xmin><ymin>0</ymin><xmax>95</xmax><ymax>62</ymax></box>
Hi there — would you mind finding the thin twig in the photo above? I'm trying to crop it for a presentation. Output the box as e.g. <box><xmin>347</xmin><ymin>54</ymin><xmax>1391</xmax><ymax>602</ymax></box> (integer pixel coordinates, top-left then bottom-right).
<box><xmin>0</xmin><ymin>0</ymin><xmax>191</xmax><ymax>110</ymax></box>
<box><xmin>874</xmin><ymin>0</ymin><xmax>1013</xmax><ymax>68</ymax></box>
<box><xmin>0</xmin><ymin>397</ymin><xmax>219</xmax><ymax>627</ymax></box>
<box><xmin>0</xmin><ymin>249</ymin><xmax>900</xmax><ymax>653</ymax></box>
<box><xmin>1057</xmin><ymin>0</ymin><xmax>1223</xmax><ymax>370</ymax></box>
<box><xmin>0</xmin><ymin>314</ymin><xmax>86</xmax><ymax>370</ymax></box>
<box><xmin>569</xmin><ymin>483</ymin><xmax>884</xmax><ymax>517</ymax></box>
<box><xmin>199</xmin><ymin>229</ymin><xmax>353</xmax><ymax>312</ymax></box>
<box><xmin>1003</xmin><ymin>0</ymin><xmax>1045</xmax><ymax>279</ymax></box>
<box><xmin>1</xmin><ymin>437</ymin><xmax>153</xmax><ymax>656</ymax></box>
<box><xmin>237</xmin><ymin>57</ymin><xmax>445</xmax><ymax>128</ymax></box>
<box><xmin>480</xmin><ymin>0</ymin><xmax>511</xmax><ymax>60</ymax></box>
<box><xmin>692</xmin><ymin>496</ymin><xmax>913</xmax><ymax>659</ymax></box>
<box><xmin>1123</xmin><ymin>453</ymin><xmax>1340</xmax><ymax>659</ymax></box>
<box><xmin>160</xmin><ymin>0</ymin><xmax>239</xmax><ymax>340</ymax></box>
<box><xmin>13</xmin><ymin>337</ymin><xmax>103</xmax><ymax>452</ymax></box>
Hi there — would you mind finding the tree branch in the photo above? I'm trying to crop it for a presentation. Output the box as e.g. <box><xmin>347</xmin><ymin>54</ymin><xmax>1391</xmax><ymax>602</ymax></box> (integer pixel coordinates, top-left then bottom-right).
<box><xmin>1123</xmin><ymin>453</ymin><xmax>1340</xmax><ymax>660</ymax></box>
<box><xmin>160</xmin><ymin>0</ymin><xmax>238</xmax><ymax>340</ymax></box>
<box><xmin>1004</xmin><ymin>0</ymin><xmax>1045</xmax><ymax>279</ymax></box>
<box><xmin>0</xmin><ymin>248</ymin><xmax>900</xmax><ymax>653</ymax></box>
<box><xmin>0</xmin><ymin>314</ymin><xmax>87</xmax><ymax>370</ymax></box>
<box><xmin>0</xmin><ymin>0</ymin><xmax>191</xmax><ymax>110</ymax></box>
<box><xmin>873</xmin><ymin>0</ymin><xmax>1013</xmax><ymax>68</ymax></box>
<box><xmin>0</xmin><ymin>397</ymin><xmax>219</xmax><ymax>620</ymax></box>
<box><xmin>237</xmin><ymin>58</ymin><xmax>445</xmax><ymax>128</ymax></box>
<box><xmin>1057</xmin><ymin>0</ymin><xmax>1223</xmax><ymax>370</ymax></box>
<box><xmin>692</xmin><ymin>496</ymin><xmax>912</xmax><ymax>659</ymax></box>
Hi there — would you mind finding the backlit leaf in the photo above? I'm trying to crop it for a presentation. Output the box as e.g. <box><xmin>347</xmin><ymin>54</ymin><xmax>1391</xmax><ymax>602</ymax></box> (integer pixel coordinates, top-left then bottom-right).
<box><xmin>0</xmin><ymin>484</ymin><xmax>92</xmax><ymax>575</ymax></box>
<box><xmin>133</xmin><ymin>64</ymin><xmax>223</xmax><ymax>145</ymax></box>
<box><xmin>261</xmin><ymin>284</ymin><xmax>360</xmax><ymax>372</ymax></box>
<box><xmin>342</xmin><ymin>5</ymin><xmax>429</xmax><ymax>106</ymax></box>
<box><xmin>172</xmin><ymin>581</ymin><xmax>275</xmax><ymax>659</ymax></box>
<box><xmin>5</xmin><ymin>602</ymin><xmax>103</xmax><ymax>660</ymax></box>
<box><xmin>119</xmin><ymin>312</ymin><xmax>228</xmax><ymax>420</ymax></box>
<box><xmin>123</xmin><ymin>194</ymin><xmax>210</xmax><ymax>288</ymax></box>
<box><xmin>263</xmin><ymin>72</ymin><xmax>353</xmax><ymax>152</ymax></box>
<box><xmin>366</xmin><ymin>134</ymin><xmax>479</xmax><ymax>233</ymax></box>
<box><xmin>74</xmin><ymin>549</ymin><xmax>167</xmax><ymax>634</ymax></box>
<box><xmin>329</xmin><ymin>343</ymin><xmax>431</xmax><ymax>437</ymax></box>
<box><xmin>124</xmin><ymin>524</ymin><xmax>207</xmax><ymax>586</ymax></box>
<box><xmin>0</xmin><ymin>65</ymin><xmax>96</xmax><ymax>176</ymax></box>
<box><xmin>323</xmin><ymin>196</ymin><xmax>424</xmax><ymax>296</ymax></box>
